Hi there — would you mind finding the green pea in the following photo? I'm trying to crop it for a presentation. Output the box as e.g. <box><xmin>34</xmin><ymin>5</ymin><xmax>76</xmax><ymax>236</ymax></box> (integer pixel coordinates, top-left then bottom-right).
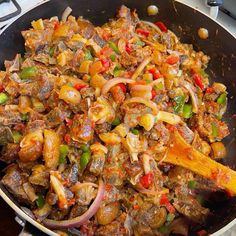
<box><xmin>112</xmin><ymin>117</ymin><xmax>121</xmax><ymax>126</ymax></box>
<box><xmin>131</xmin><ymin>129</ymin><xmax>139</xmax><ymax>135</ymax></box>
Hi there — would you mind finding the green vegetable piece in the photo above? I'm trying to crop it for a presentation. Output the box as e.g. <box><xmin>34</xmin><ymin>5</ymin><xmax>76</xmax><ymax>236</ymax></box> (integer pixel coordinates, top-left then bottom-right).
<box><xmin>36</xmin><ymin>193</ymin><xmax>45</xmax><ymax>208</ymax></box>
<box><xmin>110</xmin><ymin>54</ymin><xmax>116</xmax><ymax>62</ymax></box>
<box><xmin>21</xmin><ymin>113</ymin><xmax>29</xmax><ymax>121</ymax></box>
<box><xmin>154</xmin><ymin>82</ymin><xmax>164</xmax><ymax>91</ymax></box>
<box><xmin>0</xmin><ymin>92</ymin><xmax>8</xmax><ymax>104</ymax></box>
<box><xmin>12</xmin><ymin>131</ymin><xmax>22</xmax><ymax>144</ymax></box>
<box><xmin>84</xmin><ymin>50</ymin><xmax>93</xmax><ymax>60</ymax></box>
<box><xmin>109</xmin><ymin>41</ymin><xmax>120</xmax><ymax>54</ymax></box>
<box><xmin>159</xmin><ymin>225</ymin><xmax>168</xmax><ymax>234</ymax></box>
<box><xmin>113</xmin><ymin>66</ymin><xmax>122</xmax><ymax>77</ymax></box>
<box><xmin>80</xmin><ymin>152</ymin><xmax>91</xmax><ymax>170</ymax></box>
<box><xmin>59</xmin><ymin>144</ymin><xmax>69</xmax><ymax>164</ymax></box>
<box><xmin>166</xmin><ymin>213</ymin><xmax>175</xmax><ymax>222</ymax></box>
<box><xmin>80</xmin><ymin>144</ymin><xmax>90</xmax><ymax>153</ymax></box>
<box><xmin>131</xmin><ymin>129</ymin><xmax>139</xmax><ymax>135</ymax></box>
<box><xmin>196</xmin><ymin>194</ymin><xmax>205</xmax><ymax>206</ymax></box>
<box><xmin>211</xmin><ymin>123</ymin><xmax>218</xmax><ymax>138</ymax></box>
<box><xmin>20</xmin><ymin>66</ymin><xmax>37</xmax><ymax>80</ymax></box>
<box><xmin>173</xmin><ymin>96</ymin><xmax>184</xmax><ymax>113</ymax></box>
<box><xmin>49</xmin><ymin>47</ymin><xmax>55</xmax><ymax>57</ymax></box>
<box><xmin>217</xmin><ymin>93</ymin><xmax>227</xmax><ymax>105</ymax></box>
<box><xmin>112</xmin><ymin>117</ymin><xmax>121</xmax><ymax>126</ymax></box>
<box><xmin>188</xmin><ymin>180</ymin><xmax>197</xmax><ymax>189</ymax></box>
<box><xmin>200</xmin><ymin>68</ymin><xmax>208</xmax><ymax>78</ymax></box>
<box><xmin>183</xmin><ymin>104</ymin><xmax>192</xmax><ymax>119</ymax></box>
<box><xmin>136</xmin><ymin>40</ymin><xmax>145</xmax><ymax>46</ymax></box>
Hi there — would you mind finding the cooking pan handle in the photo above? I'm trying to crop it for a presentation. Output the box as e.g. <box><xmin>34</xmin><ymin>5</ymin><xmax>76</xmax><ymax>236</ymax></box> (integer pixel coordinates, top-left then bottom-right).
<box><xmin>207</xmin><ymin>0</ymin><xmax>224</xmax><ymax>7</ymax></box>
<box><xmin>16</xmin><ymin>215</ymin><xmax>49</xmax><ymax>236</ymax></box>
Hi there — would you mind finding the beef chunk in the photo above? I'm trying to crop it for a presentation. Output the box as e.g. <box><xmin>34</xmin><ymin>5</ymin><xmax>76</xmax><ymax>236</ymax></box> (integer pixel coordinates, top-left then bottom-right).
<box><xmin>0</xmin><ymin>143</ymin><xmax>20</xmax><ymax>163</ymax></box>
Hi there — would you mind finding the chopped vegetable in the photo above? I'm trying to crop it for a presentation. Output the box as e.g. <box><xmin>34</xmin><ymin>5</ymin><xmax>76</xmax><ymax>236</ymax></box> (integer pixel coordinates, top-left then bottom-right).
<box><xmin>80</xmin><ymin>152</ymin><xmax>91</xmax><ymax>170</ymax></box>
<box><xmin>155</xmin><ymin>21</ymin><xmax>168</xmax><ymax>32</ymax></box>
<box><xmin>188</xmin><ymin>180</ymin><xmax>197</xmax><ymax>189</ymax></box>
<box><xmin>131</xmin><ymin>128</ymin><xmax>139</xmax><ymax>135</ymax></box>
<box><xmin>211</xmin><ymin>123</ymin><xmax>218</xmax><ymax>138</ymax></box>
<box><xmin>211</xmin><ymin>142</ymin><xmax>226</xmax><ymax>159</ymax></box>
<box><xmin>59</xmin><ymin>144</ymin><xmax>69</xmax><ymax>164</ymax></box>
<box><xmin>193</xmin><ymin>73</ymin><xmax>204</xmax><ymax>90</ymax></box>
<box><xmin>166</xmin><ymin>213</ymin><xmax>175</xmax><ymax>222</ymax></box>
<box><xmin>113</xmin><ymin>66</ymin><xmax>123</xmax><ymax>77</ymax></box>
<box><xmin>108</xmin><ymin>41</ymin><xmax>120</xmax><ymax>54</ymax></box>
<box><xmin>173</xmin><ymin>96</ymin><xmax>184</xmax><ymax>113</ymax></box>
<box><xmin>49</xmin><ymin>47</ymin><xmax>55</xmax><ymax>57</ymax></box>
<box><xmin>110</xmin><ymin>54</ymin><xmax>116</xmax><ymax>62</ymax></box>
<box><xmin>80</xmin><ymin>144</ymin><xmax>90</xmax><ymax>153</ymax></box>
<box><xmin>183</xmin><ymin>104</ymin><xmax>192</xmax><ymax>119</ymax></box>
<box><xmin>20</xmin><ymin>66</ymin><xmax>37</xmax><ymax>80</ymax></box>
<box><xmin>112</xmin><ymin>117</ymin><xmax>121</xmax><ymax>126</ymax></box>
<box><xmin>84</xmin><ymin>50</ymin><xmax>93</xmax><ymax>60</ymax></box>
<box><xmin>0</xmin><ymin>92</ymin><xmax>8</xmax><ymax>104</ymax></box>
<box><xmin>12</xmin><ymin>131</ymin><xmax>22</xmax><ymax>144</ymax></box>
<box><xmin>217</xmin><ymin>93</ymin><xmax>227</xmax><ymax>105</ymax></box>
<box><xmin>31</xmin><ymin>19</ymin><xmax>44</xmax><ymax>30</ymax></box>
<box><xmin>139</xmin><ymin>172</ymin><xmax>154</xmax><ymax>188</ymax></box>
<box><xmin>36</xmin><ymin>193</ymin><xmax>45</xmax><ymax>208</ymax></box>
<box><xmin>166</xmin><ymin>55</ymin><xmax>179</xmax><ymax>65</ymax></box>
<box><xmin>136</xmin><ymin>28</ymin><xmax>150</xmax><ymax>37</ymax></box>
<box><xmin>59</xmin><ymin>85</ymin><xmax>81</xmax><ymax>105</ymax></box>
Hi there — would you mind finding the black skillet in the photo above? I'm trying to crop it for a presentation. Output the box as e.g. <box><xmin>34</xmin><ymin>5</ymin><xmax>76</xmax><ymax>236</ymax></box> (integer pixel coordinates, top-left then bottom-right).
<box><xmin>0</xmin><ymin>0</ymin><xmax>236</xmax><ymax>235</ymax></box>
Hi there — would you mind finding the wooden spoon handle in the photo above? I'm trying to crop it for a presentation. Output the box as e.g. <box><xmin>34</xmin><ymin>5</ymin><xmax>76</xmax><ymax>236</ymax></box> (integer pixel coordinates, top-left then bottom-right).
<box><xmin>164</xmin><ymin>131</ymin><xmax>236</xmax><ymax>195</ymax></box>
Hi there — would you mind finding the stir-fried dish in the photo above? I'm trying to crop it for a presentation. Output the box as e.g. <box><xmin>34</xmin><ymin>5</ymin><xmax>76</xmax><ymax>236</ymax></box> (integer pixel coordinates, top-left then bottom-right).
<box><xmin>0</xmin><ymin>5</ymin><xmax>233</xmax><ymax>236</ymax></box>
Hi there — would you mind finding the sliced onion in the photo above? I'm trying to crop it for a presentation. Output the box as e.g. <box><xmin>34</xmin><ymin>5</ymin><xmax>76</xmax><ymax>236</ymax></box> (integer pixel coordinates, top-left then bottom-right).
<box><xmin>122</xmin><ymin>97</ymin><xmax>158</xmax><ymax>115</ymax></box>
<box><xmin>141</xmin><ymin>20</ymin><xmax>163</xmax><ymax>34</ymax></box>
<box><xmin>101</xmin><ymin>77</ymin><xmax>135</xmax><ymax>95</ymax></box>
<box><xmin>184</xmin><ymin>82</ymin><xmax>199</xmax><ymax>113</ymax></box>
<box><xmin>61</xmin><ymin>6</ymin><xmax>72</xmax><ymax>22</ymax></box>
<box><xmin>137</xmin><ymin>187</ymin><xmax>169</xmax><ymax>196</ymax></box>
<box><xmin>156</xmin><ymin>111</ymin><xmax>181</xmax><ymax>125</ymax></box>
<box><xmin>43</xmin><ymin>179</ymin><xmax>104</xmax><ymax>229</ymax></box>
<box><xmin>131</xmin><ymin>57</ymin><xmax>152</xmax><ymax>80</ymax></box>
<box><xmin>71</xmin><ymin>182</ymin><xmax>98</xmax><ymax>192</ymax></box>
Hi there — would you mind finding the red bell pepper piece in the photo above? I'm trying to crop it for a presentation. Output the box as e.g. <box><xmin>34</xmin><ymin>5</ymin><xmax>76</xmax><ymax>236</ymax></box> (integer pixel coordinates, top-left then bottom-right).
<box><xmin>160</xmin><ymin>194</ymin><xmax>169</xmax><ymax>205</ymax></box>
<box><xmin>140</xmin><ymin>172</ymin><xmax>154</xmax><ymax>188</ymax></box>
<box><xmin>101</xmin><ymin>58</ymin><xmax>110</xmax><ymax>69</ymax></box>
<box><xmin>136</xmin><ymin>28</ymin><xmax>150</xmax><ymax>37</ymax></box>
<box><xmin>100</xmin><ymin>47</ymin><xmax>113</xmax><ymax>57</ymax></box>
<box><xmin>0</xmin><ymin>84</ymin><xmax>4</xmax><ymax>93</ymax></box>
<box><xmin>193</xmin><ymin>73</ymin><xmax>204</xmax><ymax>90</ymax></box>
<box><xmin>64</xmin><ymin>133</ymin><xmax>71</xmax><ymax>144</ymax></box>
<box><xmin>205</xmin><ymin>87</ymin><xmax>214</xmax><ymax>94</ymax></box>
<box><xmin>151</xmin><ymin>89</ymin><xmax>157</xmax><ymax>100</ymax></box>
<box><xmin>125</xmin><ymin>44</ymin><xmax>132</xmax><ymax>54</ymax></box>
<box><xmin>148</xmin><ymin>68</ymin><xmax>162</xmax><ymax>80</ymax></box>
<box><xmin>117</xmin><ymin>83</ymin><xmax>127</xmax><ymax>93</ymax></box>
<box><xmin>166</xmin><ymin>55</ymin><xmax>179</xmax><ymax>65</ymax></box>
<box><xmin>74</xmin><ymin>83</ymin><xmax>88</xmax><ymax>91</ymax></box>
<box><xmin>155</xmin><ymin>21</ymin><xmax>168</xmax><ymax>32</ymax></box>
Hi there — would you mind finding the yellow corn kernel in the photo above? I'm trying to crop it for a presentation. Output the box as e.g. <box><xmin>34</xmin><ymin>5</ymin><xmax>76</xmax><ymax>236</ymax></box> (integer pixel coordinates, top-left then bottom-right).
<box><xmin>79</xmin><ymin>60</ymin><xmax>92</xmax><ymax>74</ymax></box>
<box><xmin>57</xmin><ymin>53</ymin><xmax>67</xmax><ymax>67</ymax></box>
<box><xmin>90</xmin><ymin>74</ymin><xmax>107</xmax><ymax>89</ymax></box>
<box><xmin>138</xmin><ymin>114</ymin><xmax>155</xmax><ymax>131</ymax></box>
<box><xmin>31</xmin><ymin>19</ymin><xmax>44</xmax><ymax>30</ymax></box>
<box><xmin>99</xmin><ymin>132</ymin><xmax>121</xmax><ymax>145</ymax></box>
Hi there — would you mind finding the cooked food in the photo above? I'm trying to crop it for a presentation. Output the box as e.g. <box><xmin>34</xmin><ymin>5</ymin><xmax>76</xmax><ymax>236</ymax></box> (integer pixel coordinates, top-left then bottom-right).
<box><xmin>0</xmin><ymin>5</ymin><xmax>233</xmax><ymax>235</ymax></box>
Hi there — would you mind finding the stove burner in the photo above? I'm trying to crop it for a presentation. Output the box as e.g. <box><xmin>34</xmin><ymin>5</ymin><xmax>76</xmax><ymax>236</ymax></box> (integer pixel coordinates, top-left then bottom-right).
<box><xmin>0</xmin><ymin>0</ymin><xmax>21</xmax><ymax>22</ymax></box>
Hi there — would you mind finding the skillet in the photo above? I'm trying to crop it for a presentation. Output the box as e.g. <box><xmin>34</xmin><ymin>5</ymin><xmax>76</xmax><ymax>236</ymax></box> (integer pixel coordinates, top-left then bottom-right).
<box><xmin>0</xmin><ymin>0</ymin><xmax>236</xmax><ymax>235</ymax></box>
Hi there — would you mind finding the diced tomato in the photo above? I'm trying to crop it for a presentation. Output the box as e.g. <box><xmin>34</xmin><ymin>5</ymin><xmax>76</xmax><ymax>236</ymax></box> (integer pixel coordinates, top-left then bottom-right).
<box><xmin>205</xmin><ymin>87</ymin><xmax>214</xmax><ymax>94</ymax></box>
<box><xmin>101</xmin><ymin>58</ymin><xmax>110</xmax><ymax>69</ymax></box>
<box><xmin>54</xmin><ymin>21</ymin><xmax>60</xmax><ymax>30</ymax></box>
<box><xmin>166</xmin><ymin>55</ymin><xmax>179</xmax><ymax>65</ymax></box>
<box><xmin>155</xmin><ymin>21</ymin><xmax>168</xmax><ymax>32</ymax></box>
<box><xmin>133</xmin><ymin>204</ymin><xmax>140</xmax><ymax>210</ymax></box>
<box><xmin>151</xmin><ymin>89</ymin><xmax>157</xmax><ymax>100</ymax></box>
<box><xmin>14</xmin><ymin>123</ymin><xmax>25</xmax><ymax>132</ymax></box>
<box><xmin>160</xmin><ymin>194</ymin><xmax>169</xmax><ymax>205</ymax></box>
<box><xmin>139</xmin><ymin>172</ymin><xmax>154</xmax><ymax>188</ymax></box>
<box><xmin>65</xmin><ymin>117</ymin><xmax>73</xmax><ymax>126</ymax></box>
<box><xmin>64</xmin><ymin>133</ymin><xmax>71</xmax><ymax>144</ymax></box>
<box><xmin>136</xmin><ymin>28</ymin><xmax>150</xmax><ymax>37</ymax></box>
<box><xmin>117</xmin><ymin>83</ymin><xmax>126</xmax><ymax>93</ymax></box>
<box><xmin>165</xmin><ymin>202</ymin><xmax>176</xmax><ymax>213</ymax></box>
<box><xmin>125</xmin><ymin>44</ymin><xmax>132</xmax><ymax>54</ymax></box>
<box><xmin>193</xmin><ymin>73</ymin><xmax>204</xmax><ymax>90</ymax></box>
<box><xmin>0</xmin><ymin>84</ymin><xmax>4</xmax><ymax>92</ymax></box>
<box><xmin>100</xmin><ymin>47</ymin><xmax>113</xmax><ymax>57</ymax></box>
<box><xmin>148</xmin><ymin>68</ymin><xmax>162</xmax><ymax>80</ymax></box>
<box><xmin>74</xmin><ymin>83</ymin><xmax>88</xmax><ymax>91</ymax></box>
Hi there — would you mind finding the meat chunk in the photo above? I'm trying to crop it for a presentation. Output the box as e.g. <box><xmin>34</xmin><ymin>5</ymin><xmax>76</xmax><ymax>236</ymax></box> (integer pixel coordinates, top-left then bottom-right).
<box><xmin>45</xmin><ymin>107</ymin><xmax>65</xmax><ymax>128</ymax></box>
<box><xmin>90</xmin><ymin>153</ymin><xmax>106</xmax><ymax>175</ymax></box>
<box><xmin>0</xmin><ymin>143</ymin><xmax>20</xmax><ymax>163</ymax></box>
<box><xmin>173</xmin><ymin>194</ymin><xmax>210</xmax><ymax>224</ymax></box>
<box><xmin>95</xmin><ymin>122</ymin><xmax>111</xmax><ymax>135</ymax></box>
<box><xmin>1</xmin><ymin>164</ymin><xmax>30</xmax><ymax>203</ymax></box>
<box><xmin>69</xmin><ymin>204</ymin><xmax>87</xmax><ymax>219</ymax></box>
<box><xmin>25</xmin><ymin>120</ymin><xmax>45</xmax><ymax>133</ymax></box>
<box><xmin>177</xmin><ymin>123</ymin><xmax>194</xmax><ymax>144</ymax></box>
<box><xmin>0</xmin><ymin>111</ymin><xmax>21</xmax><ymax>125</ymax></box>
<box><xmin>0</xmin><ymin>126</ymin><xmax>13</xmax><ymax>145</ymax></box>
<box><xmin>29</xmin><ymin>165</ymin><xmax>50</xmax><ymax>188</ymax></box>
<box><xmin>70</xmin><ymin>114</ymin><xmax>94</xmax><ymax>143</ymax></box>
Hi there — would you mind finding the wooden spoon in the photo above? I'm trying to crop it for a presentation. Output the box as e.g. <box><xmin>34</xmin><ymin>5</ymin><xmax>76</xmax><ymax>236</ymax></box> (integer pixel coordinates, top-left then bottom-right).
<box><xmin>162</xmin><ymin>130</ymin><xmax>236</xmax><ymax>195</ymax></box>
